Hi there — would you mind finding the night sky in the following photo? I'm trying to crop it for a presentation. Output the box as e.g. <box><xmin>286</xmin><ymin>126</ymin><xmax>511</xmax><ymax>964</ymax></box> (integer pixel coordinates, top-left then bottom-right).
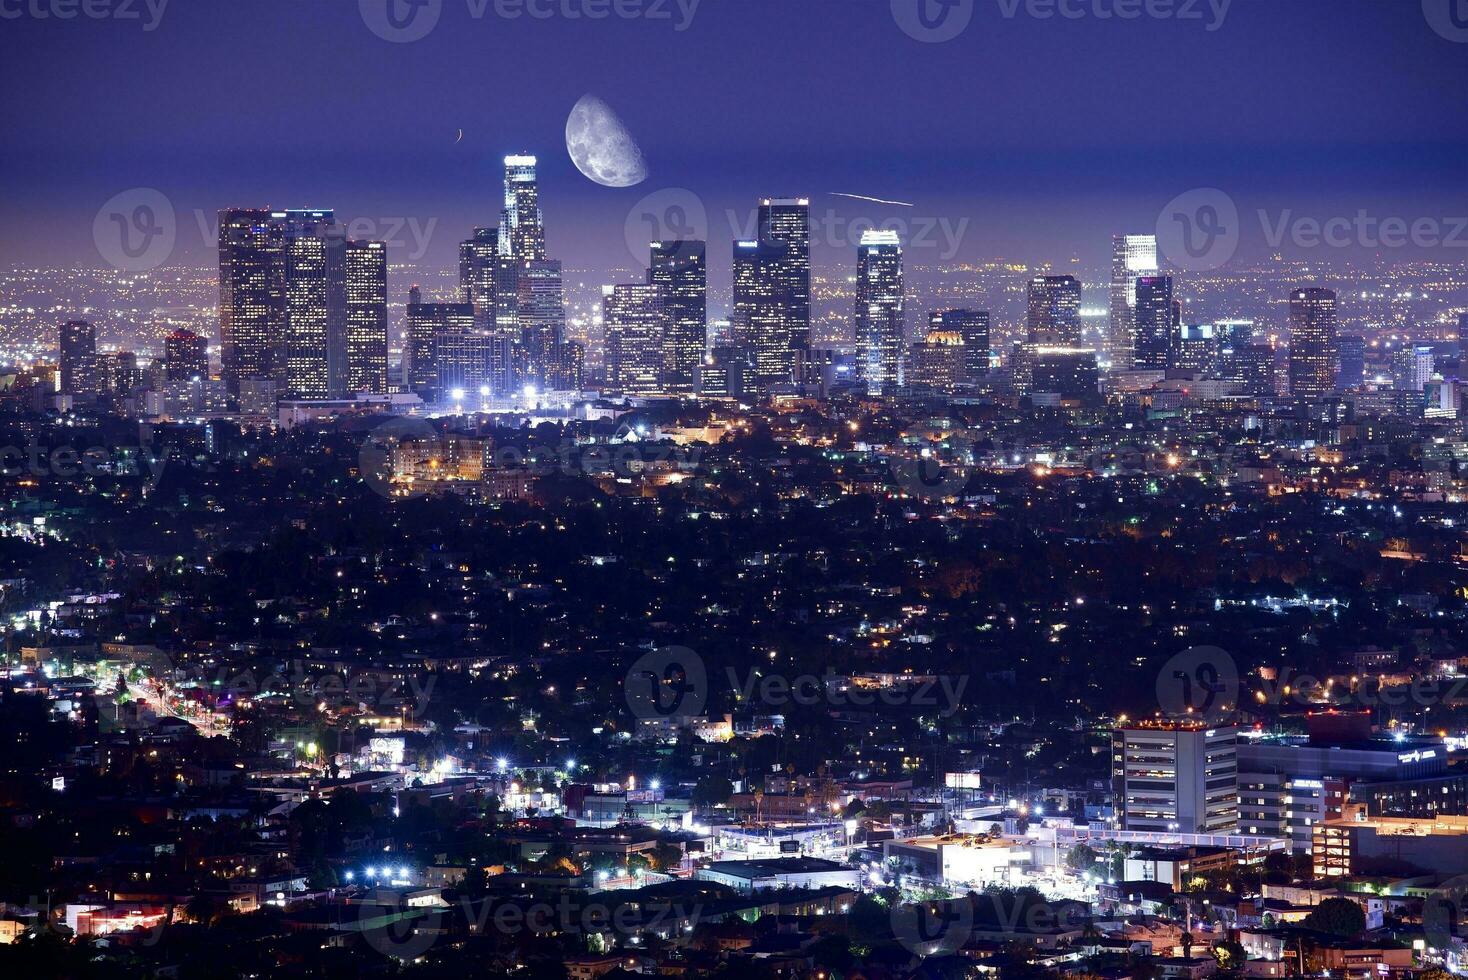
<box><xmin>3</xmin><ymin>0</ymin><xmax>1466</xmax><ymax>280</ymax></box>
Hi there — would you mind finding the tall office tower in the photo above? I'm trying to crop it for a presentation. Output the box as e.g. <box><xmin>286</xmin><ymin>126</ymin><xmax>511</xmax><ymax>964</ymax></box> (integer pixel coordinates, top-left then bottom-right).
<box><xmin>219</xmin><ymin>208</ymin><xmax>287</xmax><ymax>394</ymax></box>
<box><xmin>1391</xmin><ymin>344</ymin><xmax>1434</xmax><ymax>393</ymax></box>
<box><xmin>1236</xmin><ymin>344</ymin><xmax>1278</xmax><ymax>398</ymax></box>
<box><xmin>106</xmin><ymin>351</ymin><xmax>144</xmax><ymax>395</ymax></box>
<box><xmin>649</xmin><ymin>240</ymin><xmax>706</xmax><ymax>396</ymax></box>
<box><xmin>406</xmin><ymin>301</ymin><xmax>474</xmax><ymax>401</ymax></box>
<box><xmin>164</xmin><ymin>328</ymin><xmax>208</xmax><ymax>382</ymax></box>
<box><xmin>1133</xmin><ymin>275</ymin><xmax>1178</xmax><ymax>371</ymax></box>
<box><xmin>458</xmin><ymin>226</ymin><xmax>500</xmax><ymax>309</ymax></box>
<box><xmin>280</xmin><ymin>210</ymin><xmax>341</xmax><ymax>400</ymax></box>
<box><xmin>1026</xmin><ymin>275</ymin><xmax>1082</xmax><ymax>345</ymax></box>
<box><xmin>547</xmin><ymin>339</ymin><xmax>584</xmax><ymax>392</ymax></box>
<box><xmin>1112</xmin><ymin>721</ymin><xmax>1239</xmax><ymax>834</ymax></box>
<box><xmin>1288</xmin><ymin>287</ymin><xmax>1338</xmax><ymax>399</ymax></box>
<box><xmin>603</xmin><ymin>283</ymin><xmax>664</xmax><ymax>396</ymax></box>
<box><xmin>1030</xmin><ymin>348</ymin><xmax>1100</xmax><ymax>399</ymax></box>
<box><xmin>1336</xmin><ymin>335</ymin><xmax>1366</xmax><ymax>390</ymax></box>
<box><xmin>343</xmin><ymin>241</ymin><xmax>388</xmax><ymax>394</ymax></box>
<box><xmin>1173</xmin><ymin>323</ymin><xmax>1219</xmax><ymax>374</ymax></box>
<box><xmin>516</xmin><ymin>259</ymin><xmax>565</xmax><ymax>387</ymax></box>
<box><xmin>931</xmin><ymin>309</ymin><xmax>990</xmax><ymax>383</ymax></box>
<box><xmin>907</xmin><ymin>324</ymin><xmax>966</xmax><ymax>394</ymax></box>
<box><xmin>500</xmin><ymin>155</ymin><xmax>546</xmax><ymax>261</ymax></box>
<box><xmin>758</xmin><ymin>198</ymin><xmax>812</xmax><ymax>357</ymax></box>
<box><xmin>855</xmin><ymin>230</ymin><xmax>905</xmax><ymax>396</ymax></box>
<box><xmin>732</xmin><ymin>239</ymin><xmax>794</xmax><ymax>389</ymax></box>
<box><xmin>1109</xmin><ymin>234</ymin><xmax>1158</xmax><ymax>367</ymax></box>
<box><xmin>1217</xmin><ymin>319</ymin><xmax>1254</xmax><ymax>350</ymax></box>
<box><xmin>432</xmin><ymin>308</ymin><xmax>495</xmax><ymax>401</ymax></box>
<box><xmin>59</xmin><ymin>320</ymin><xmax>99</xmax><ymax>396</ymax></box>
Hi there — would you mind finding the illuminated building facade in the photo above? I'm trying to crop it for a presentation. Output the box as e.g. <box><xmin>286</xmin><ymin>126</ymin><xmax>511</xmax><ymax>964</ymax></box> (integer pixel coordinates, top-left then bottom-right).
<box><xmin>649</xmin><ymin>240</ymin><xmax>706</xmax><ymax>396</ymax></box>
<box><xmin>59</xmin><ymin>320</ymin><xmax>99</xmax><ymax>396</ymax></box>
<box><xmin>1288</xmin><ymin>287</ymin><xmax>1338</xmax><ymax>399</ymax></box>
<box><xmin>1112</xmin><ymin>721</ymin><xmax>1239</xmax><ymax>834</ymax></box>
<box><xmin>343</xmin><ymin>240</ymin><xmax>388</xmax><ymax>394</ymax></box>
<box><xmin>164</xmin><ymin>328</ymin><xmax>208</xmax><ymax>383</ymax></box>
<box><xmin>1133</xmin><ymin>275</ymin><xmax>1177</xmax><ymax>371</ymax></box>
<box><xmin>1110</xmin><ymin>234</ymin><xmax>1158</xmax><ymax>367</ymax></box>
<box><xmin>1026</xmin><ymin>275</ymin><xmax>1082</xmax><ymax>346</ymax></box>
<box><xmin>855</xmin><ymin>229</ymin><xmax>904</xmax><ymax>396</ymax></box>
<box><xmin>604</xmin><ymin>283</ymin><xmax>664</xmax><ymax>396</ymax></box>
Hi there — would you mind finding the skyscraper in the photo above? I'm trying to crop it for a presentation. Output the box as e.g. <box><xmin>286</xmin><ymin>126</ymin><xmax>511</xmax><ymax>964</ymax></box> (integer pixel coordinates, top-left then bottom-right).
<box><xmin>59</xmin><ymin>320</ymin><xmax>99</xmax><ymax>396</ymax></box>
<box><xmin>406</xmin><ymin>299</ymin><xmax>475</xmax><ymax>402</ymax></box>
<box><xmin>220</xmin><ymin>208</ymin><xmax>374</xmax><ymax>402</ymax></box>
<box><xmin>1288</xmin><ymin>287</ymin><xmax>1338</xmax><ymax>399</ymax></box>
<box><xmin>1110</xmin><ymin>234</ymin><xmax>1158</xmax><ymax>367</ymax></box>
<box><xmin>281</xmin><ymin>210</ymin><xmax>341</xmax><ymax>400</ymax></box>
<box><xmin>907</xmin><ymin>321</ymin><xmax>966</xmax><ymax>394</ymax></box>
<box><xmin>164</xmin><ymin>328</ymin><xmax>208</xmax><ymax>383</ymax></box>
<box><xmin>855</xmin><ymin>230</ymin><xmax>904</xmax><ymax>396</ymax></box>
<box><xmin>218</xmin><ymin>208</ymin><xmax>286</xmax><ymax>394</ymax></box>
<box><xmin>459</xmin><ymin>226</ymin><xmax>500</xmax><ymax>310</ymax></box>
<box><xmin>343</xmin><ymin>241</ymin><xmax>388</xmax><ymax>394</ymax></box>
<box><xmin>603</xmin><ymin>283</ymin><xmax>663</xmax><ymax>396</ymax></box>
<box><xmin>732</xmin><ymin>238</ymin><xmax>794</xmax><ymax>389</ymax></box>
<box><xmin>1133</xmin><ymin>275</ymin><xmax>1177</xmax><ymax>371</ymax></box>
<box><xmin>1026</xmin><ymin>275</ymin><xmax>1082</xmax><ymax>345</ymax></box>
<box><xmin>649</xmin><ymin>240</ymin><xmax>706</xmax><ymax>397</ymax></box>
<box><xmin>500</xmin><ymin>155</ymin><xmax>546</xmax><ymax>262</ymax></box>
<box><xmin>516</xmin><ymin>259</ymin><xmax>565</xmax><ymax>388</ymax></box>
<box><xmin>1391</xmin><ymin>344</ymin><xmax>1434</xmax><ymax>393</ymax></box>
<box><xmin>1336</xmin><ymin>335</ymin><xmax>1365</xmax><ymax>390</ymax></box>
<box><xmin>758</xmin><ymin>198</ymin><xmax>811</xmax><ymax>358</ymax></box>
<box><xmin>931</xmin><ymin>309</ymin><xmax>990</xmax><ymax>383</ymax></box>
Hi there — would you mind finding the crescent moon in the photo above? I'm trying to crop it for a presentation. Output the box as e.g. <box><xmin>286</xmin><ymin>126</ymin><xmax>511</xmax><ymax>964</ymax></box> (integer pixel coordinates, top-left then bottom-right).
<box><xmin>454</xmin><ymin>129</ymin><xmax>464</xmax><ymax>144</ymax></box>
<box><xmin>565</xmin><ymin>94</ymin><xmax>647</xmax><ymax>188</ymax></box>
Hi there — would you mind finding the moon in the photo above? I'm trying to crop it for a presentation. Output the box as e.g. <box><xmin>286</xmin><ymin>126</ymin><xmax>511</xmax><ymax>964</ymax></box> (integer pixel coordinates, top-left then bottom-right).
<box><xmin>565</xmin><ymin>95</ymin><xmax>647</xmax><ymax>188</ymax></box>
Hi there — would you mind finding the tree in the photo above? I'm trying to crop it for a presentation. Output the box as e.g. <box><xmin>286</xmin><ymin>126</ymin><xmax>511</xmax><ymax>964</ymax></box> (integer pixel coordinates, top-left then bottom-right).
<box><xmin>1212</xmin><ymin>939</ymin><xmax>1247</xmax><ymax>971</ymax></box>
<box><xmin>1303</xmin><ymin>897</ymin><xmax>1365</xmax><ymax>938</ymax></box>
<box><xmin>1065</xmin><ymin>843</ymin><xmax>1098</xmax><ymax>874</ymax></box>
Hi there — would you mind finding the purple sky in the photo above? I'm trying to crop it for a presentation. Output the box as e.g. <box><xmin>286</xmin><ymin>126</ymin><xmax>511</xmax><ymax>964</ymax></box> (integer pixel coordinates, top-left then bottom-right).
<box><xmin>2</xmin><ymin>0</ymin><xmax>1465</xmax><ymax>284</ymax></box>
